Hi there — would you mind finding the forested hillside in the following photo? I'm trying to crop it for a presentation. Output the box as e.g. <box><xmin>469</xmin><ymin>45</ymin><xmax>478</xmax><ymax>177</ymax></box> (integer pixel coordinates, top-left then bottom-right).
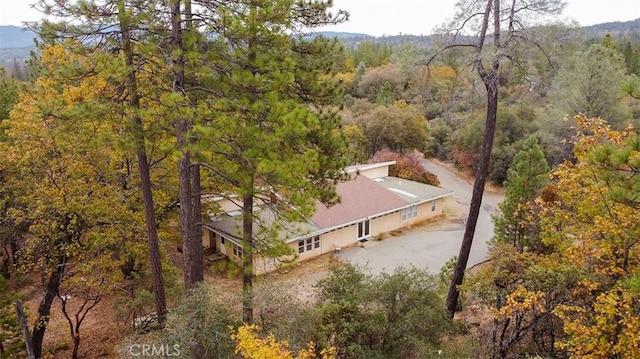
<box><xmin>1</xmin><ymin>1</ymin><xmax>640</xmax><ymax>358</ymax></box>
<box><xmin>337</xmin><ymin>28</ymin><xmax>640</xmax><ymax>182</ymax></box>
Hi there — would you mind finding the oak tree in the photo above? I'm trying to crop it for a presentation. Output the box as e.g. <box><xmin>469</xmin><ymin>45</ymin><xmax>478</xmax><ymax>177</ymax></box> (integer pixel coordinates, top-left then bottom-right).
<box><xmin>541</xmin><ymin>116</ymin><xmax>640</xmax><ymax>357</ymax></box>
<box><xmin>1</xmin><ymin>44</ymin><xmax>151</xmax><ymax>358</ymax></box>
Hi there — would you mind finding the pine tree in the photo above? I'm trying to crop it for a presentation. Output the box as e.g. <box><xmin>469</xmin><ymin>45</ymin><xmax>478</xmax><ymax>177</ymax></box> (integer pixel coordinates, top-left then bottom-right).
<box><xmin>194</xmin><ymin>0</ymin><xmax>347</xmax><ymax>323</ymax></box>
<box><xmin>493</xmin><ymin>135</ymin><xmax>550</xmax><ymax>251</ymax></box>
<box><xmin>31</xmin><ymin>0</ymin><xmax>185</xmax><ymax>324</ymax></box>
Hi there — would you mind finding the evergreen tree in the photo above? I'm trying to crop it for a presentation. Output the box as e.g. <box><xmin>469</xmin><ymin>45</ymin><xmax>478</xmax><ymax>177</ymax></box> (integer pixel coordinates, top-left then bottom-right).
<box><xmin>34</xmin><ymin>0</ymin><xmax>173</xmax><ymax>324</ymax></box>
<box><xmin>493</xmin><ymin>136</ymin><xmax>550</xmax><ymax>251</ymax></box>
<box><xmin>552</xmin><ymin>43</ymin><xmax>630</xmax><ymax>128</ymax></box>
<box><xmin>194</xmin><ymin>0</ymin><xmax>347</xmax><ymax>323</ymax></box>
<box><xmin>622</xmin><ymin>41</ymin><xmax>640</xmax><ymax>75</ymax></box>
<box><xmin>0</xmin><ymin>69</ymin><xmax>19</xmax><ymax>123</ymax></box>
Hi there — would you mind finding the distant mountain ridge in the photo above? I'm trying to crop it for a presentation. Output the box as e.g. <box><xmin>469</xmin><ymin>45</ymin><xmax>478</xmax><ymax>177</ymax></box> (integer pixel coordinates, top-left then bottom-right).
<box><xmin>1</xmin><ymin>17</ymin><xmax>640</xmax><ymax>65</ymax></box>
<box><xmin>0</xmin><ymin>26</ymin><xmax>36</xmax><ymax>49</ymax></box>
<box><xmin>583</xmin><ymin>18</ymin><xmax>640</xmax><ymax>37</ymax></box>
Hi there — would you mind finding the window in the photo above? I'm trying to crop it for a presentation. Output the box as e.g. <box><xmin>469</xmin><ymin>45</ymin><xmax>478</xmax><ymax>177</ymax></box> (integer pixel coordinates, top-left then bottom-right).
<box><xmin>431</xmin><ymin>199</ymin><xmax>436</xmax><ymax>211</ymax></box>
<box><xmin>357</xmin><ymin>220</ymin><xmax>370</xmax><ymax>239</ymax></box>
<box><xmin>298</xmin><ymin>236</ymin><xmax>320</xmax><ymax>254</ymax></box>
<box><xmin>220</xmin><ymin>235</ymin><xmax>226</xmax><ymax>245</ymax></box>
<box><xmin>232</xmin><ymin>243</ymin><xmax>243</xmax><ymax>258</ymax></box>
<box><xmin>401</xmin><ymin>205</ymin><xmax>418</xmax><ymax>221</ymax></box>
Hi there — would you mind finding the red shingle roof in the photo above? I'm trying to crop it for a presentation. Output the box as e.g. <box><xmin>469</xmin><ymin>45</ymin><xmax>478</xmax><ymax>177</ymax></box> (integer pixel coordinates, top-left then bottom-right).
<box><xmin>310</xmin><ymin>175</ymin><xmax>409</xmax><ymax>229</ymax></box>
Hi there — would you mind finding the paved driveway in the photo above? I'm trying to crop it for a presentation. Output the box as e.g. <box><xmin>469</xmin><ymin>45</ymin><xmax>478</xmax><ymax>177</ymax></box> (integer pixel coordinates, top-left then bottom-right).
<box><xmin>336</xmin><ymin>160</ymin><xmax>503</xmax><ymax>275</ymax></box>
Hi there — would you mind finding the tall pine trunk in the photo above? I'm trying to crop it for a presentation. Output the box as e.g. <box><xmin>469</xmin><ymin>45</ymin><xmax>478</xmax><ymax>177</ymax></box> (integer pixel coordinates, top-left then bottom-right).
<box><xmin>118</xmin><ymin>1</ymin><xmax>167</xmax><ymax>325</ymax></box>
<box><xmin>171</xmin><ymin>0</ymin><xmax>203</xmax><ymax>289</ymax></box>
<box><xmin>136</xmin><ymin>147</ymin><xmax>167</xmax><ymax>324</ymax></box>
<box><xmin>446</xmin><ymin>0</ymin><xmax>501</xmax><ymax>317</ymax></box>
<box><xmin>242</xmin><ymin>189</ymin><xmax>255</xmax><ymax>323</ymax></box>
<box><xmin>446</xmin><ymin>76</ymin><xmax>499</xmax><ymax>315</ymax></box>
<box><xmin>171</xmin><ymin>2</ymin><xmax>204</xmax><ymax>357</ymax></box>
<box><xmin>191</xmin><ymin>163</ymin><xmax>203</xmax><ymax>259</ymax></box>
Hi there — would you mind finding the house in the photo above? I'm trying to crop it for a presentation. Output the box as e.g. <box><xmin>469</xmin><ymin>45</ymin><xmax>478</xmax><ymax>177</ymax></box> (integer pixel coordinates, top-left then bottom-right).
<box><xmin>201</xmin><ymin>161</ymin><xmax>453</xmax><ymax>274</ymax></box>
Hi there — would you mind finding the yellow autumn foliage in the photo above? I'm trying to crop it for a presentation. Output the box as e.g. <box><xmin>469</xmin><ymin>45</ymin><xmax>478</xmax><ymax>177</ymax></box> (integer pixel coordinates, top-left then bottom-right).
<box><xmin>231</xmin><ymin>324</ymin><xmax>336</xmax><ymax>359</ymax></box>
<box><xmin>541</xmin><ymin>115</ymin><xmax>640</xmax><ymax>358</ymax></box>
<box><xmin>495</xmin><ymin>286</ymin><xmax>546</xmax><ymax>319</ymax></box>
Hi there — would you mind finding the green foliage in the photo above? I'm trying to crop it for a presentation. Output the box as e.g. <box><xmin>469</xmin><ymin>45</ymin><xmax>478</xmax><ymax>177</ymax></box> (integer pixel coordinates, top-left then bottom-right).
<box><xmin>375</xmin><ymin>81</ymin><xmax>394</xmax><ymax>105</ymax></box>
<box><xmin>352</xmin><ymin>102</ymin><xmax>428</xmax><ymax>156</ymax></box>
<box><xmin>389</xmin><ymin>41</ymin><xmax>423</xmax><ymax>92</ymax></box>
<box><xmin>438</xmin><ymin>256</ymin><xmax>457</xmax><ymax>293</ymax></box>
<box><xmin>342</xmin><ymin>125</ymin><xmax>368</xmax><ymax>164</ymax></box>
<box><xmin>540</xmin><ymin>116</ymin><xmax>640</xmax><ymax>358</ymax></box>
<box><xmin>467</xmin><ymin>116</ymin><xmax>640</xmax><ymax>358</ymax></box>
<box><xmin>348</xmin><ymin>40</ymin><xmax>392</xmax><ymax>68</ymax></box>
<box><xmin>0</xmin><ymin>68</ymin><xmax>19</xmax><ymax>123</ymax></box>
<box><xmin>0</xmin><ymin>276</ymin><xmax>25</xmax><ymax>358</ymax></box>
<box><xmin>551</xmin><ymin>43</ymin><xmax>631</xmax><ymax>128</ymax></box>
<box><xmin>253</xmin><ymin>280</ymin><xmax>321</xmax><ymax>354</ymax></box>
<box><xmin>195</xmin><ymin>0</ymin><xmax>348</xmax><ymax>231</ymax></box>
<box><xmin>314</xmin><ymin>264</ymin><xmax>451</xmax><ymax>358</ymax></box>
<box><xmin>357</xmin><ymin>64</ymin><xmax>402</xmax><ymax>101</ymax></box>
<box><xmin>493</xmin><ymin>135</ymin><xmax>550</xmax><ymax>251</ymax></box>
<box><xmin>621</xmin><ymin>40</ymin><xmax>640</xmax><ymax>76</ymax></box>
<box><xmin>601</xmin><ymin>33</ymin><xmax>617</xmax><ymax>50</ymax></box>
<box><xmin>424</xmin><ymin>118</ymin><xmax>454</xmax><ymax>160</ymax></box>
<box><xmin>448</xmin><ymin>104</ymin><xmax>540</xmax><ymax>183</ymax></box>
<box><xmin>183</xmin><ymin>0</ymin><xmax>348</xmax><ymax>323</ymax></box>
<box><xmin>122</xmin><ymin>284</ymin><xmax>238</xmax><ymax>359</ymax></box>
<box><xmin>463</xmin><ymin>244</ymin><xmax>580</xmax><ymax>358</ymax></box>
<box><xmin>0</xmin><ymin>43</ymin><xmax>171</xmax><ymax>356</ymax></box>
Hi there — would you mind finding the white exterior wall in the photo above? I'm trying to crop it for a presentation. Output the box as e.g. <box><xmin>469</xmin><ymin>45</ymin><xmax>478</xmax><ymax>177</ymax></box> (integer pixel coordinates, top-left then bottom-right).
<box><xmin>371</xmin><ymin>212</ymin><xmax>401</xmax><ymax>235</ymax></box>
<box><xmin>293</xmin><ymin>211</ymin><xmax>402</xmax><ymax>263</ymax></box>
<box><xmin>400</xmin><ymin>199</ymin><xmax>444</xmax><ymax>226</ymax></box>
<box><xmin>203</xmin><ymin>197</ymin><xmax>448</xmax><ymax>275</ymax></box>
<box><xmin>202</xmin><ymin>228</ymin><xmax>212</xmax><ymax>249</ymax></box>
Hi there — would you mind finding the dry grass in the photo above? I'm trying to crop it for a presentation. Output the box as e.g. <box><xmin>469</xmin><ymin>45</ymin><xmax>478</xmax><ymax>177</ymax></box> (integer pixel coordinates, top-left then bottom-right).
<box><xmin>19</xmin><ymin>274</ymin><xmax>121</xmax><ymax>358</ymax></box>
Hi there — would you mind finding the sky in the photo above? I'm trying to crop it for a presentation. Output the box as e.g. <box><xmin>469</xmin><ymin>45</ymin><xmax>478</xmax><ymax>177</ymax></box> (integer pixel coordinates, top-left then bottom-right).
<box><xmin>1</xmin><ymin>0</ymin><xmax>639</xmax><ymax>37</ymax></box>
